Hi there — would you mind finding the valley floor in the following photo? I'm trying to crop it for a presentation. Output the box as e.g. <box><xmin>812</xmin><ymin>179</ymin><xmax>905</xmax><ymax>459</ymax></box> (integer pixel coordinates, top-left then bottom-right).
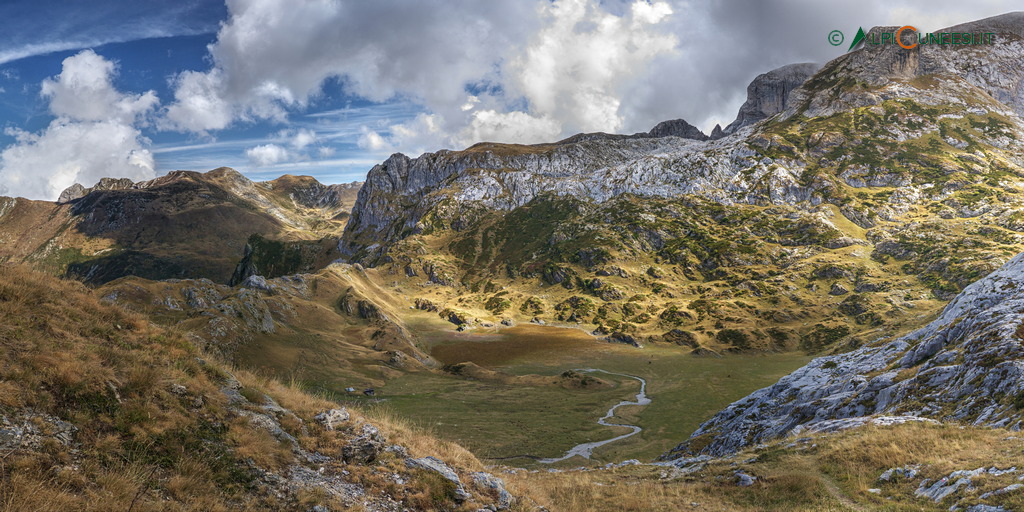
<box><xmin>363</xmin><ymin>321</ymin><xmax>809</xmax><ymax>466</ymax></box>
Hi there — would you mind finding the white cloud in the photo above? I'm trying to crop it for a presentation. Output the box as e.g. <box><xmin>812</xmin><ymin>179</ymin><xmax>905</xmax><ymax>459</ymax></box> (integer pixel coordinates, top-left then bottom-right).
<box><xmin>342</xmin><ymin>0</ymin><xmax>677</xmax><ymax>153</ymax></box>
<box><xmin>243</xmin><ymin>128</ymin><xmax>323</xmax><ymax>167</ymax></box>
<box><xmin>163</xmin><ymin>69</ymin><xmax>234</xmax><ymax>132</ymax></box>
<box><xmin>41</xmin><ymin>49</ymin><xmax>158</xmax><ymax>124</ymax></box>
<box><xmin>287</xmin><ymin>128</ymin><xmax>317</xmax><ymax>150</ymax></box>
<box><xmin>163</xmin><ymin>0</ymin><xmax>540</xmax><ymax>144</ymax></box>
<box><xmin>245</xmin><ymin>143</ymin><xmax>290</xmax><ymax>167</ymax></box>
<box><xmin>500</xmin><ymin>0</ymin><xmax>676</xmax><ymax>135</ymax></box>
<box><xmin>163</xmin><ymin>0</ymin><xmax>1024</xmax><ymax>160</ymax></box>
<box><xmin>0</xmin><ymin>50</ymin><xmax>157</xmax><ymax>201</ymax></box>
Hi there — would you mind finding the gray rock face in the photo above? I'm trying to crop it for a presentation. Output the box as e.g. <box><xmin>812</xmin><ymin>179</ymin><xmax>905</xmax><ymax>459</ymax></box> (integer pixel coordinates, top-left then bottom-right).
<box><xmin>405</xmin><ymin>456</ymin><xmax>471</xmax><ymax>502</ymax></box>
<box><xmin>647</xmin><ymin>119</ymin><xmax>709</xmax><ymax>140</ymax></box>
<box><xmin>722</xmin><ymin>63</ymin><xmax>820</xmax><ymax>134</ymax></box>
<box><xmin>665</xmin><ymin>251</ymin><xmax>1024</xmax><ymax>458</ymax></box>
<box><xmin>57</xmin><ymin>177</ymin><xmax>135</xmax><ymax>204</ymax></box>
<box><xmin>314</xmin><ymin>408</ymin><xmax>350</xmax><ymax>430</ymax></box>
<box><xmin>339</xmin><ymin>134</ymin><xmax>820</xmax><ymax>263</ymax></box>
<box><xmin>785</xmin><ymin>14</ymin><xmax>1024</xmax><ymax>120</ymax></box>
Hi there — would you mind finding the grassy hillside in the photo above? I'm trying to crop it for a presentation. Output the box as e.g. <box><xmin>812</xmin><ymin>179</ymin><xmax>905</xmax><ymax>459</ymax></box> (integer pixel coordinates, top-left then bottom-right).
<box><xmin>507</xmin><ymin>421</ymin><xmax>1024</xmax><ymax>511</ymax></box>
<box><xmin>0</xmin><ymin>265</ymin><xmax>517</xmax><ymax>511</ymax></box>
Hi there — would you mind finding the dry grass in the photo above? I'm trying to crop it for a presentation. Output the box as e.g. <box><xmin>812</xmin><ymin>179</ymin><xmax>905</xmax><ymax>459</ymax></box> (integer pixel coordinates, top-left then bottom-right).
<box><xmin>0</xmin><ymin>264</ymin><xmax>506</xmax><ymax>511</ymax></box>
<box><xmin>505</xmin><ymin>422</ymin><xmax>1024</xmax><ymax>511</ymax></box>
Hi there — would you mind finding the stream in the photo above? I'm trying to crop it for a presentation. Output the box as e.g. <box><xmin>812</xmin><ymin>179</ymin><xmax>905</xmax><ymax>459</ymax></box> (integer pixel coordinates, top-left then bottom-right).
<box><xmin>538</xmin><ymin>368</ymin><xmax>652</xmax><ymax>464</ymax></box>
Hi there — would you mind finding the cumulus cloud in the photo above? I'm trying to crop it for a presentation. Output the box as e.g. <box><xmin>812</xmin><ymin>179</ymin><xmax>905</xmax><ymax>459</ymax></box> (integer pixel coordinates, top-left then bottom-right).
<box><xmin>244</xmin><ymin>128</ymin><xmax>324</xmax><ymax>166</ymax></box>
<box><xmin>164</xmin><ymin>0</ymin><xmax>537</xmax><ymax>136</ymax></box>
<box><xmin>170</xmin><ymin>0</ymin><xmax>679</xmax><ymax>154</ymax></box>
<box><xmin>0</xmin><ymin>50</ymin><xmax>157</xmax><ymax>200</ymax></box>
<box><xmin>166</xmin><ymin>0</ymin><xmax>1024</xmax><ymax>158</ymax></box>
<box><xmin>287</xmin><ymin>128</ymin><xmax>317</xmax><ymax>150</ymax></box>
<box><xmin>245</xmin><ymin>143</ymin><xmax>290</xmax><ymax>166</ymax></box>
<box><xmin>41</xmin><ymin>50</ymin><xmax>158</xmax><ymax>123</ymax></box>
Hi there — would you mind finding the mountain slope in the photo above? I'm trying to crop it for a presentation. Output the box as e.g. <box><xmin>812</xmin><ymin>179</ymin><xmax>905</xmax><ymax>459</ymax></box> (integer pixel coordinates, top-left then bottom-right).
<box><xmin>336</xmin><ymin>13</ymin><xmax>1024</xmax><ymax>354</ymax></box>
<box><xmin>0</xmin><ymin>169</ymin><xmax>361</xmax><ymax>285</ymax></box>
<box><xmin>665</xmin><ymin>249</ymin><xmax>1024</xmax><ymax>458</ymax></box>
<box><xmin>0</xmin><ymin>264</ymin><xmax>518</xmax><ymax>511</ymax></box>
<box><xmin>99</xmin><ymin>262</ymin><xmax>436</xmax><ymax>390</ymax></box>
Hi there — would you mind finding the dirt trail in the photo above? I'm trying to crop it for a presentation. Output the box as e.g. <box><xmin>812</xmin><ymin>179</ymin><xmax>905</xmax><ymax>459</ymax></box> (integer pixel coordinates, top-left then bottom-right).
<box><xmin>538</xmin><ymin>368</ymin><xmax>651</xmax><ymax>464</ymax></box>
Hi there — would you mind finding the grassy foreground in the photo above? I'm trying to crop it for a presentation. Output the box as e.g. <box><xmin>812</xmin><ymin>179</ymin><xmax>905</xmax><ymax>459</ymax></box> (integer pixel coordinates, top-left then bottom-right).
<box><xmin>0</xmin><ymin>265</ymin><xmax>510</xmax><ymax>511</ymax></box>
<box><xmin>508</xmin><ymin>421</ymin><xmax>1024</xmax><ymax>511</ymax></box>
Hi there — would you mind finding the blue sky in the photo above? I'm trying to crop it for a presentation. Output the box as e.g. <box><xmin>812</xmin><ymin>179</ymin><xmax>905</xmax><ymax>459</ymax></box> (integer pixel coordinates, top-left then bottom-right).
<box><xmin>0</xmin><ymin>0</ymin><xmax>1018</xmax><ymax>199</ymax></box>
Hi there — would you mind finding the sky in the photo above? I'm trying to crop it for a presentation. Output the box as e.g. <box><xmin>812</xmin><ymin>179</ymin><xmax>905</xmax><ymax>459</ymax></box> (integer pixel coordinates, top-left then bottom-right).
<box><xmin>0</xmin><ymin>0</ymin><xmax>1019</xmax><ymax>200</ymax></box>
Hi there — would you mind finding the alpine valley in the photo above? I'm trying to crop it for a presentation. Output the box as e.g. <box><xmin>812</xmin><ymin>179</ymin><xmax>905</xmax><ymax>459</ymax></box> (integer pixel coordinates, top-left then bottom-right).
<box><xmin>4</xmin><ymin>12</ymin><xmax>1024</xmax><ymax>512</ymax></box>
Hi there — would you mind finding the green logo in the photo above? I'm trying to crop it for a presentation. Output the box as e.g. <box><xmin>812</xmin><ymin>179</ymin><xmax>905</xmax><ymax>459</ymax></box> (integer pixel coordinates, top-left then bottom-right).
<box><xmin>841</xmin><ymin>25</ymin><xmax>995</xmax><ymax>51</ymax></box>
<box><xmin>848</xmin><ymin>27</ymin><xmax>866</xmax><ymax>51</ymax></box>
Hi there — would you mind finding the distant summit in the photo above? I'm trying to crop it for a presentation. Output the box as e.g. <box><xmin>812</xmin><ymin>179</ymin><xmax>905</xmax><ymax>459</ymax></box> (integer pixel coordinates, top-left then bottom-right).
<box><xmin>720</xmin><ymin>62</ymin><xmax>820</xmax><ymax>136</ymax></box>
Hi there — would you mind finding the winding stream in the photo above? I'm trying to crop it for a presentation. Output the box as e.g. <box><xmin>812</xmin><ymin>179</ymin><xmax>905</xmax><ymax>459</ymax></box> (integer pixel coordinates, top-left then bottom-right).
<box><xmin>538</xmin><ymin>368</ymin><xmax>652</xmax><ymax>464</ymax></box>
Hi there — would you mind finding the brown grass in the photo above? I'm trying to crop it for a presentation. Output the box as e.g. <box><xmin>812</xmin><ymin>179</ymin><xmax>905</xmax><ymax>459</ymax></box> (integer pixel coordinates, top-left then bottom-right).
<box><xmin>0</xmin><ymin>264</ymin><xmax>515</xmax><ymax>511</ymax></box>
<box><xmin>504</xmin><ymin>422</ymin><xmax>1024</xmax><ymax>511</ymax></box>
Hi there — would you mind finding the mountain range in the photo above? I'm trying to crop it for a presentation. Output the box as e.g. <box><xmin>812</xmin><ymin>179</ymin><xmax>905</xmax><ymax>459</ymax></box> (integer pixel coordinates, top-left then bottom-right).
<box><xmin>3</xmin><ymin>11</ymin><xmax>1024</xmax><ymax>512</ymax></box>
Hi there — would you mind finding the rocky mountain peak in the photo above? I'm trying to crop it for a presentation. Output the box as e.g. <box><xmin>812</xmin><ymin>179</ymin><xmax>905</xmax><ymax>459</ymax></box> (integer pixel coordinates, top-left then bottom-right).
<box><xmin>647</xmin><ymin>118</ymin><xmax>709</xmax><ymax>140</ymax></box>
<box><xmin>722</xmin><ymin>62</ymin><xmax>819</xmax><ymax>134</ymax></box>
<box><xmin>709</xmin><ymin>123</ymin><xmax>725</xmax><ymax>139</ymax></box>
<box><xmin>57</xmin><ymin>176</ymin><xmax>136</xmax><ymax>204</ymax></box>
<box><xmin>784</xmin><ymin>13</ymin><xmax>1024</xmax><ymax>121</ymax></box>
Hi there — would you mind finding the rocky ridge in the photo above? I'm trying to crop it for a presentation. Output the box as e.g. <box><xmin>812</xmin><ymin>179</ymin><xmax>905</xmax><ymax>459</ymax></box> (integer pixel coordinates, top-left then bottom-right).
<box><xmin>0</xmin><ymin>168</ymin><xmax>360</xmax><ymax>284</ymax></box>
<box><xmin>335</xmin><ymin>13</ymin><xmax>1024</xmax><ymax>354</ymax></box>
<box><xmin>342</xmin><ymin>14</ymin><xmax>1024</xmax><ymax>265</ymax></box>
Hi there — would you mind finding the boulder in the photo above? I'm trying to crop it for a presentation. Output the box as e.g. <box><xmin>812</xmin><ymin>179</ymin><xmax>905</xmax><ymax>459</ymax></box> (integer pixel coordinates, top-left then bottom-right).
<box><xmin>342</xmin><ymin>424</ymin><xmax>385</xmax><ymax>464</ymax></box>
<box><xmin>314</xmin><ymin>408</ymin><xmax>350</xmax><ymax>430</ymax></box>
<box><xmin>405</xmin><ymin>456</ymin><xmax>470</xmax><ymax>502</ymax></box>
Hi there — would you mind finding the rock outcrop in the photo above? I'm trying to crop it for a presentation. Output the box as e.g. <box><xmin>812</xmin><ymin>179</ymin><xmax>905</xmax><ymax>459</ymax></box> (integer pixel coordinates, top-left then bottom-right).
<box><xmin>647</xmin><ymin>118</ymin><xmax>709</xmax><ymax>140</ymax></box>
<box><xmin>721</xmin><ymin>62</ymin><xmax>819</xmax><ymax>134</ymax></box>
<box><xmin>56</xmin><ymin>177</ymin><xmax>135</xmax><ymax>204</ymax></box>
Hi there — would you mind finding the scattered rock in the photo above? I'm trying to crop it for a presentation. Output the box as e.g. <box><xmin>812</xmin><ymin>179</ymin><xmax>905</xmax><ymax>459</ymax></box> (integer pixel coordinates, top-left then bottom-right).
<box><xmin>471</xmin><ymin>472</ymin><xmax>513</xmax><ymax>510</ymax></box>
<box><xmin>915</xmin><ymin>467</ymin><xmax>1016</xmax><ymax>502</ymax></box>
<box><xmin>735</xmin><ymin>471</ymin><xmax>757</xmax><ymax>487</ymax></box>
<box><xmin>314</xmin><ymin>409</ymin><xmax>350</xmax><ymax>430</ymax></box>
<box><xmin>405</xmin><ymin>456</ymin><xmax>470</xmax><ymax>502</ymax></box>
<box><xmin>342</xmin><ymin>424</ymin><xmax>385</xmax><ymax>464</ymax></box>
<box><xmin>241</xmin><ymin>275</ymin><xmax>273</xmax><ymax>292</ymax></box>
<box><xmin>828</xmin><ymin>283</ymin><xmax>849</xmax><ymax>295</ymax></box>
<box><xmin>979</xmin><ymin>482</ymin><xmax>1023</xmax><ymax>499</ymax></box>
<box><xmin>0</xmin><ymin>412</ymin><xmax>78</xmax><ymax>450</ymax></box>
<box><xmin>879</xmin><ymin>466</ymin><xmax>919</xmax><ymax>482</ymax></box>
<box><xmin>966</xmin><ymin>505</ymin><xmax>1012</xmax><ymax>512</ymax></box>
